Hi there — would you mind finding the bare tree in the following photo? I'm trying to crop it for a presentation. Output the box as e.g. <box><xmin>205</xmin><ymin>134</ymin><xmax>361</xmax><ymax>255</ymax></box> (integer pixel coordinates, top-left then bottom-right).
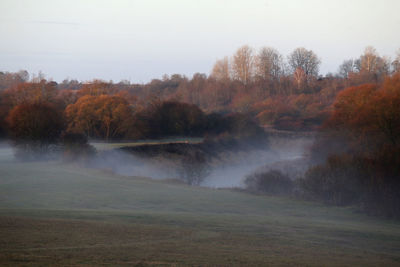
<box><xmin>359</xmin><ymin>46</ymin><xmax>390</xmax><ymax>75</ymax></box>
<box><xmin>392</xmin><ymin>48</ymin><xmax>400</xmax><ymax>73</ymax></box>
<box><xmin>255</xmin><ymin>47</ymin><xmax>284</xmax><ymax>81</ymax></box>
<box><xmin>288</xmin><ymin>47</ymin><xmax>321</xmax><ymax>78</ymax></box>
<box><xmin>338</xmin><ymin>59</ymin><xmax>357</xmax><ymax>78</ymax></box>
<box><xmin>232</xmin><ymin>45</ymin><xmax>254</xmax><ymax>85</ymax></box>
<box><xmin>360</xmin><ymin>46</ymin><xmax>379</xmax><ymax>73</ymax></box>
<box><xmin>211</xmin><ymin>57</ymin><xmax>231</xmax><ymax>81</ymax></box>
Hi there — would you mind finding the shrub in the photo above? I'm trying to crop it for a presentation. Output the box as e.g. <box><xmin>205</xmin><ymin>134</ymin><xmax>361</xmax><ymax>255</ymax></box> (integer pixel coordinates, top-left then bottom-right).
<box><xmin>361</xmin><ymin>145</ymin><xmax>400</xmax><ymax>218</ymax></box>
<box><xmin>205</xmin><ymin>112</ymin><xmax>269</xmax><ymax>149</ymax></box>
<box><xmin>245</xmin><ymin>170</ymin><xmax>293</xmax><ymax>195</ymax></box>
<box><xmin>299</xmin><ymin>155</ymin><xmax>363</xmax><ymax>206</ymax></box>
<box><xmin>178</xmin><ymin>149</ymin><xmax>210</xmax><ymax>186</ymax></box>
<box><xmin>61</xmin><ymin>132</ymin><xmax>96</xmax><ymax>162</ymax></box>
<box><xmin>301</xmin><ymin>151</ymin><xmax>400</xmax><ymax>218</ymax></box>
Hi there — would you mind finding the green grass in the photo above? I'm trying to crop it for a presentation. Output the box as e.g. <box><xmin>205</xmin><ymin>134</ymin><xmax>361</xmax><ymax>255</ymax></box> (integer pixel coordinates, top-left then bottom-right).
<box><xmin>0</xmin><ymin>157</ymin><xmax>400</xmax><ymax>266</ymax></box>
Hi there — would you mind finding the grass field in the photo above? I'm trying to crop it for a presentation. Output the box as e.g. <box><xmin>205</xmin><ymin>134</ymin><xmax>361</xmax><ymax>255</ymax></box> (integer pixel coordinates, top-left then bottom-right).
<box><xmin>0</xmin><ymin>147</ymin><xmax>400</xmax><ymax>266</ymax></box>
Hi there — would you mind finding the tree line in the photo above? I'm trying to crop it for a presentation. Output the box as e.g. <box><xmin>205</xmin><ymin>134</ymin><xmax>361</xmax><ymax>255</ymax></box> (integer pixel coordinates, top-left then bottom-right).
<box><xmin>1</xmin><ymin>45</ymin><xmax>397</xmax><ymax>135</ymax></box>
<box><xmin>0</xmin><ymin>45</ymin><xmax>399</xmax><ymax>146</ymax></box>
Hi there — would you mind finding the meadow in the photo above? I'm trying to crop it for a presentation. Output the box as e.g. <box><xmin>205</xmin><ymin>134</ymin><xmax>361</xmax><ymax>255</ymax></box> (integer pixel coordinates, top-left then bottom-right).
<box><xmin>0</xmin><ymin>146</ymin><xmax>400</xmax><ymax>266</ymax></box>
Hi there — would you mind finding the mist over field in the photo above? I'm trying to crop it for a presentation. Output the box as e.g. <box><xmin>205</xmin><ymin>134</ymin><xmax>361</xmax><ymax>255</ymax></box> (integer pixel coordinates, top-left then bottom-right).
<box><xmin>1</xmin><ymin>135</ymin><xmax>400</xmax><ymax>266</ymax></box>
<box><xmin>201</xmin><ymin>135</ymin><xmax>314</xmax><ymax>188</ymax></box>
<box><xmin>0</xmin><ymin>142</ymin><xmax>13</xmax><ymax>162</ymax></box>
<box><xmin>86</xmin><ymin>135</ymin><xmax>314</xmax><ymax>188</ymax></box>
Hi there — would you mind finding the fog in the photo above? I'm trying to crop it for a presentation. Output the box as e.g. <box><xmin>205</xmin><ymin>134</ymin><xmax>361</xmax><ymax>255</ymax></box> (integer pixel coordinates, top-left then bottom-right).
<box><xmin>0</xmin><ymin>141</ymin><xmax>14</xmax><ymax>162</ymax></box>
<box><xmin>203</xmin><ymin>136</ymin><xmax>313</xmax><ymax>188</ymax></box>
<box><xmin>91</xmin><ymin>149</ymin><xmax>180</xmax><ymax>180</ymax></box>
<box><xmin>0</xmin><ymin>135</ymin><xmax>314</xmax><ymax>189</ymax></box>
<box><xmin>89</xmin><ymin>135</ymin><xmax>314</xmax><ymax>188</ymax></box>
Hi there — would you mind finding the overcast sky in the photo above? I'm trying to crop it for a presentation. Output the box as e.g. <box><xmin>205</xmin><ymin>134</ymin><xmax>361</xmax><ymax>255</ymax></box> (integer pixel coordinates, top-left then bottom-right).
<box><xmin>1</xmin><ymin>0</ymin><xmax>399</xmax><ymax>83</ymax></box>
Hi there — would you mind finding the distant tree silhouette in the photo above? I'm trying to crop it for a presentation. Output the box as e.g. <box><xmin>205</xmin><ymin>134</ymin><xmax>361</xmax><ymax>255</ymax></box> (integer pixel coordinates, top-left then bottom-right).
<box><xmin>132</xmin><ymin>101</ymin><xmax>206</xmax><ymax>139</ymax></box>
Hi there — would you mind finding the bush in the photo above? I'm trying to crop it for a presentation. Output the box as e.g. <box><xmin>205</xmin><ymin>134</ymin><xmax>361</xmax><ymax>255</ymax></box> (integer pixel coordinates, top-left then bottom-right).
<box><xmin>205</xmin><ymin>112</ymin><xmax>269</xmax><ymax>149</ymax></box>
<box><xmin>245</xmin><ymin>170</ymin><xmax>293</xmax><ymax>195</ymax></box>
<box><xmin>61</xmin><ymin>132</ymin><xmax>96</xmax><ymax>162</ymax></box>
<box><xmin>300</xmin><ymin>151</ymin><xmax>400</xmax><ymax>218</ymax></box>
<box><xmin>178</xmin><ymin>149</ymin><xmax>210</xmax><ymax>186</ymax></box>
<box><xmin>361</xmin><ymin>146</ymin><xmax>400</xmax><ymax>218</ymax></box>
<box><xmin>299</xmin><ymin>155</ymin><xmax>362</xmax><ymax>206</ymax></box>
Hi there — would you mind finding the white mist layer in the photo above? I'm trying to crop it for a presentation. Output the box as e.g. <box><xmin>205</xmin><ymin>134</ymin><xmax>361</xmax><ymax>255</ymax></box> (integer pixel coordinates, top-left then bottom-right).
<box><xmin>91</xmin><ymin>136</ymin><xmax>314</xmax><ymax>189</ymax></box>
<box><xmin>0</xmin><ymin>142</ymin><xmax>16</xmax><ymax>162</ymax></box>
<box><xmin>202</xmin><ymin>136</ymin><xmax>314</xmax><ymax>188</ymax></box>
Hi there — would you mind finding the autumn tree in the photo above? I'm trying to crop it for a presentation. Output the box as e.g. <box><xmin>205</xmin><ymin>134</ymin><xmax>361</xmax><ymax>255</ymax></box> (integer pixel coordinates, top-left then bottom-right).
<box><xmin>2</xmin><ymin>80</ymin><xmax>58</xmax><ymax>106</ymax></box>
<box><xmin>339</xmin><ymin>47</ymin><xmax>391</xmax><ymax>85</ymax></box>
<box><xmin>6</xmin><ymin>102</ymin><xmax>64</xmax><ymax>159</ymax></box>
<box><xmin>55</xmin><ymin>89</ymin><xmax>78</xmax><ymax>109</ymax></box>
<box><xmin>65</xmin><ymin>95</ymin><xmax>133</xmax><ymax>141</ymax></box>
<box><xmin>184</xmin><ymin>73</ymin><xmax>207</xmax><ymax>107</ymax></box>
<box><xmin>359</xmin><ymin>46</ymin><xmax>390</xmax><ymax>75</ymax></box>
<box><xmin>232</xmin><ymin>45</ymin><xmax>254</xmax><ymax>85</ymax></box>
<box><xmin>255</xmin><ymin>47</ymin><xmax>283</xmax><ymax>81</ymax></box>
<box><xmin>211</xmin><ymin>57</ymin><xmax>230</xmax><ymax>81</ymax></box>
<box><xmin>326</xmin><ymin>74</ymin><xmax>400</xmax><ymax>150</ymax></box>
<box><xmin>306</xmin><ymin>73</ymin><xmax>400</xmax><ymax>217</ymax></box>
<box><xmin>0</xmin><ymin>80</ymin><xmax>59</xmax><ymax>141</ymax></box>
<box><xmin>371</xmin><ymin>73</ymin><xmax>400</xmax><ymax>145</ymax></box>
<box><xmin>325</xmin><ymin>83</ymin><xmax>378</xmax><ymax>150</ymax></box>
<box><xmin>200</xmin><ymin>78</ymin><xmax>234</xmax><ymax>111</ymax></box>
<box><xmin>0</xmin><ymin>70</ymin><xmax>29</xmax><ymax>91</ymax></box>
<box><xmin>288</xmin><ymin>47</ymin><xmax>320</xmax><ymax>78</ymax></box>
<box><xmin>77</xmin><ymin>80</ymin><xmax>118</xmax><ymax>97</ymax></box>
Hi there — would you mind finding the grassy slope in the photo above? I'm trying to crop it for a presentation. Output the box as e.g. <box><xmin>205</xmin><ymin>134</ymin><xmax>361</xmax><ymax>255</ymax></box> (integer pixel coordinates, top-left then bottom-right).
<box><xmin>0</xmin><ymin>159</ymin><xmax>400</xmax><ymax>266</ymax></box>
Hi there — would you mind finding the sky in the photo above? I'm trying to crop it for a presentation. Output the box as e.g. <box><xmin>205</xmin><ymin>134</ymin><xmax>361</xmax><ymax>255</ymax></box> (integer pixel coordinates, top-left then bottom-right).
<box><xmin>1</xmin><ymin>0</ymin><xmax>399</xmax><ymax>83</ymax></box>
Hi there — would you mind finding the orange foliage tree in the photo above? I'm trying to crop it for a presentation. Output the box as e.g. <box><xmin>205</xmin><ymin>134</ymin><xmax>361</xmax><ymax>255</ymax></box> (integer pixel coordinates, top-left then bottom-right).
<box><xmin>7</xmin><ymin>102</ymin><xmax>63</xmax><ymax>143</ymax></box>
<box><xmin>309</xmin><ymin>74</ymin><xmax>400</xmax><ymax>217</ymax></box>
<box><xmin>6</xmin><ymin>102</ymin><xmax>64</xmax><ymax>159</ymax></box>
<box><xmin>326</xmin><ymin>74</ymin><xmax>400</xmax><ymax>150</ymax></box>
<box><xmin>2</xmin><ymin>80</ymin><xmax>58</xmax><ymax>106</ymax></box>
<box><xmin>65</xmin><ymin>95</ymin><xmax>133</xmax><ymax>141</ymax></box>
<box><xmin>77</xmin><ymin>80</ymin><xmax>118</xmax><ymax>97</ymax></box>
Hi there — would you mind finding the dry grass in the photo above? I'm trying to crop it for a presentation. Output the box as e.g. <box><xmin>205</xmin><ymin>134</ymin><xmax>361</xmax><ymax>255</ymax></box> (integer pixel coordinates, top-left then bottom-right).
<box><xmin>0</xmin><ymin>153</ymin><xmax>400</xmax><ymax>266</ymax></box>
<box><xmin>1</xmin><ymin>211</ymin><xmax>399</xmax><ymax>267</ymax></box>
